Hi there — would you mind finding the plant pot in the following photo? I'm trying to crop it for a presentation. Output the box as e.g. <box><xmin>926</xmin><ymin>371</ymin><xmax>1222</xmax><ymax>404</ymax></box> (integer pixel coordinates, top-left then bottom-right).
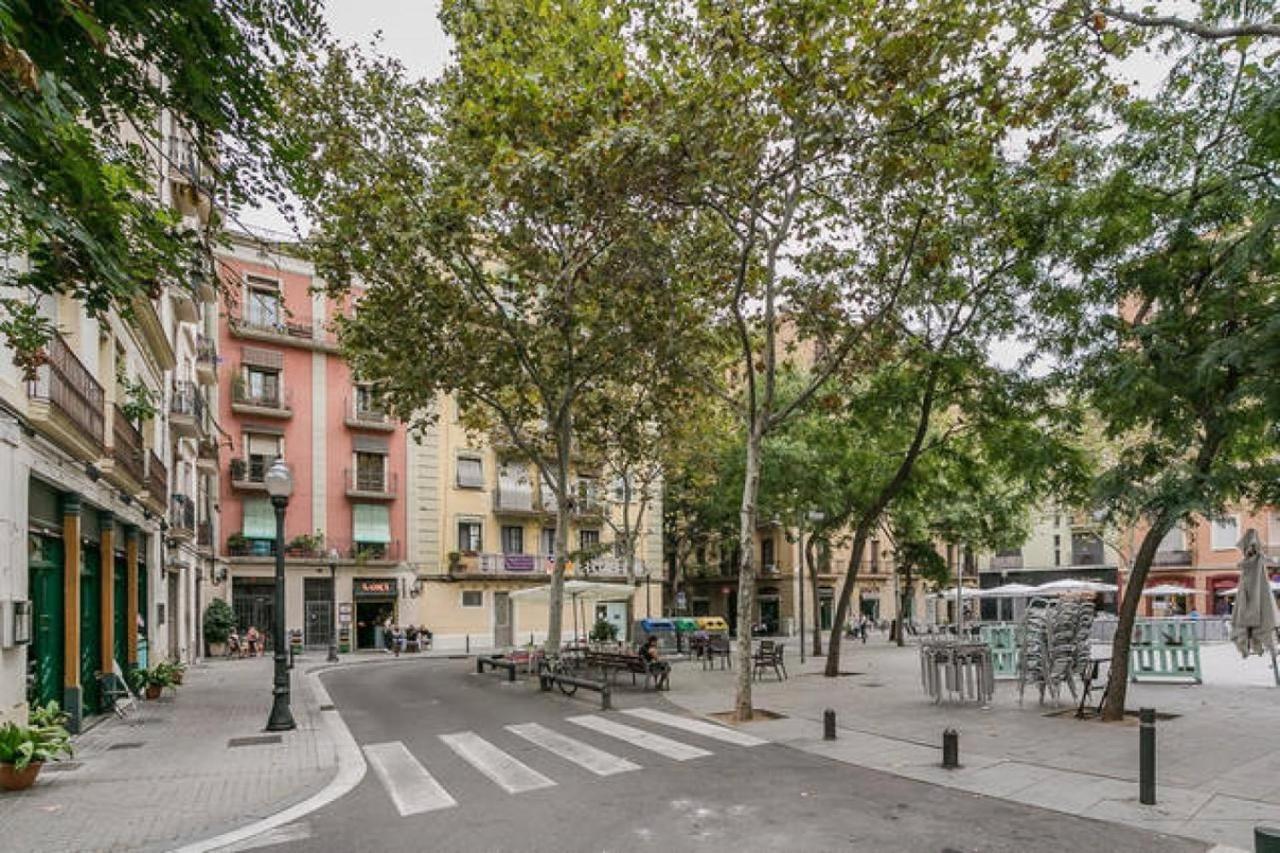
<box><xmin>0</xmin><ymin>762</ymin><xmax>42</xmax><ymax>791</ymax></box>
<box><xmin>170</xmin><ymin>672</ymin><xmax>184</xmax><ymax>685</ymax></box>
<box><xmin>145</xmin><ymin>684</ymin><xmax>163</xmax><ymax>700</ymax></box>
<box><xmin>209</xmin><ymin>642</ymin><xmax>227</xmax><ymax>658</ymax></box>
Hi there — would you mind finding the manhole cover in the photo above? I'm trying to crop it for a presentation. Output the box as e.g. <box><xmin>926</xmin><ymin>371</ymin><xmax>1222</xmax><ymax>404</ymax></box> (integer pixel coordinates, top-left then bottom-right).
<box><xmin>107</xmin><ymin>742</ymin><xmax>144</xmax><ymax>751</ymax></box>
<box><xmin>227</xmin><ymin>735</ymin><xmax>283</xmax><ymax>748</ymax></box>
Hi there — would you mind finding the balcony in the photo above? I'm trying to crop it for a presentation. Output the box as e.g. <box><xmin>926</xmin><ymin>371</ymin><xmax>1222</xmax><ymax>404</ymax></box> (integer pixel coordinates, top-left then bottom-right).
<box><xmin>229</xmin><ymin>457</ymin><xmax>268</xmax><ymax>491</ymax></box>
<box><xmin>345</xmin><ymin>396</ymin><xmax>395</xmax><ymax>431</ymax></box>
<box><xmin>990</xmin><ymin>553</ymin><xmax>1025</xmax><ymax>571</ymax></box>
<box><xmin>230</xmin><ymin>382</ymin><xmax>291</xmax><ymax>418</ymax></box>
<box><xmin>26</xmin><ymin>332</ymin><xmax>105</xmax><ymax>459</ymax></box>
<box><xmin>575</xmin><ymin>495</ymin><xmax>605</xmax><ymax>518</ymax></box>
<box><xmin>227</xmin><ymin>536</ymin><xmax>403</xmax><ymax>563</ymax></box>
<box><xmin>1152</xmin><ymin>549</ymin><xmax>1193</xmax><ymax>567</ymax></box>
<box><xmin>449</xmin><ymin>552</ymin><xmax>553</xmax><ymax>577</ymax></box>
<box><xmin>171</xmin><ymin>286</ymin><xmax>199</xmax><ymax>323</ymax></box>
<box><xmin>109</xmin><ymin>405</ymin><xmax>147</xmax><ymax>488</ymax></box>
<box><xmin>345</xmin><ymin>468</ymin><xmax>397</xmax><ymax>501</ymax></box>
<box><xmin>195</xmin><ymin>336</ymin><xmax>218</xmax><ymax>385</ymax></box>
<box><xmin>196</xmin><ymin>437</ymin><xmax>219</xmax><ymax>474</ymax></box>
<box><xmin>167</xmin><ymin>135</ymin><xmax>209</xmax><ymax>192</ymax></box>
<box><xmin>228</xmin><ymin>304</ymin><xmax>316</xmax><ymax>344</ymax></box>
<box><xmin>576</xmin><ymin>556</ymin><xmax>649</xmax><ymax>579</ymax></box>
<box><xmin>493</xmin><ymin>485</ymin><xmax>542</xmax><ymax>516</ymax></box>
<box><xmin>170</xmin><ymin>381</ymin><xmax>207</xmax><ymax>437</ymax></box>
<box><xmin>170</xmin><ymin>494</ymin><xmax>195</xmax><ymax>540</ymax></box>
<box><xmin>145</xmin><ymin>451</ymin><xmax>167</xmax><ymax>508</ymax></box>
<box><xmin>1071</xmin><ymin>549</ymin><xmax>1107</xmax><ymax>567</ymax></box>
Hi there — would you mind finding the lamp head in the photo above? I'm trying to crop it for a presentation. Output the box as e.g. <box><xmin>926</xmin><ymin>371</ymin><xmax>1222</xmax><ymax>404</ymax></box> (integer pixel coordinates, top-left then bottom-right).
<box><xmin>264</xmin><ymin>457</ymin><xmax>293</xmax><ymax>499</ymax></box>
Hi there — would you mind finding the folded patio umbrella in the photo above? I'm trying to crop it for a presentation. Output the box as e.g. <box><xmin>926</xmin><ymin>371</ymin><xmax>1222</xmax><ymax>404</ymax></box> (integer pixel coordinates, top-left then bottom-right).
<box><xmin>1229</xmin><ymin>529</ymin><xmax>1278</xmax><ymax>657</ymax></box>
<box><xmin>1141</xmin><ymin>583</ymin><xmax>1197</xmax><ymax>596</ymax></box>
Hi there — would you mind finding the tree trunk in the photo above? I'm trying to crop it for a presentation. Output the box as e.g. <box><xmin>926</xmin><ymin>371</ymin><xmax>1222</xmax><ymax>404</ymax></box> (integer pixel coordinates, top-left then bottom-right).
<box><xmin>897</xmin><ymin>563</ymin><xmax>912</xmax><ymax>648</ymax></box>
<box><xmin>825</xmin><ymin>521</ymin><xmax>873</xmax><ymax>677</ymax></box>
<box><xmin>1100</xmin><ymin>517</ymin><xmax>1169</xmax><ymax>721</ymax></box>
<box><xmin>545</xmin><ymin>417</ymin><xmax>573</xmax><ymax>654</ymax></box>
<box><xmin>733</xmin><ymin>425</ymin><xmax>764</xmax><ymax>721</ymax></box>
<box><xmin>806</xmin><ymin>533</ymin><xmax>822</xmax><ymax>656</ymax></box>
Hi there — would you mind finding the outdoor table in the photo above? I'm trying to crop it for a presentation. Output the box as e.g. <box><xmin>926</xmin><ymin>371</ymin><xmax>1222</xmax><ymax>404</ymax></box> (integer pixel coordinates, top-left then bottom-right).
<box><xmin>919</xmin><ymin>639</ymin><xmax>994</xmax><ymax>705</ymax></box>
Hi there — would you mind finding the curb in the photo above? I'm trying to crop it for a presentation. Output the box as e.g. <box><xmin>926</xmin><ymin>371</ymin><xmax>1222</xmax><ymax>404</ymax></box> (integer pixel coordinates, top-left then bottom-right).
<box><xmin>169</xmin><ymin>664</ymin><xmax>368</xmax><ymax>853</ymax></box>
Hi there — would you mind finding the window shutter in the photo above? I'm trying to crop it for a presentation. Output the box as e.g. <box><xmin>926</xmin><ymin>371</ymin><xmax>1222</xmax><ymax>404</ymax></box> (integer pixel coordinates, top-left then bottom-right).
<box><xmin>353</xmin><ymin>504</ymin><xmax>391</xmax><ymax>544</ymax></box>
<box><xmin>242</xmin><ymin>499</ymin><xmax>276</xmax><ymax>539</ymax></box>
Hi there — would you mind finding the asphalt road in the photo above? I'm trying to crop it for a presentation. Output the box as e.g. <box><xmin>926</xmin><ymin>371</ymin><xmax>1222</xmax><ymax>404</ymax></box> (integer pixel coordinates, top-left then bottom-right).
<box><xmin>250</xmin><ymin>658</ymin><xmax>1208</xmax><ymax>853</ymax></box>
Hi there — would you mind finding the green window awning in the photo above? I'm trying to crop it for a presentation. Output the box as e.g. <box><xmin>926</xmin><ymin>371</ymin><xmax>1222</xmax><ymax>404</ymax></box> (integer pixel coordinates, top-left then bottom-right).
<box><xmin>243</xmin><ymin>499</ymin><xmax>276</xmax><ymax>539</ymax></box>
<box><xmin>353</xmin><ymin>503</ymin><xmax>390</xmax><ymax>544</ymax></box>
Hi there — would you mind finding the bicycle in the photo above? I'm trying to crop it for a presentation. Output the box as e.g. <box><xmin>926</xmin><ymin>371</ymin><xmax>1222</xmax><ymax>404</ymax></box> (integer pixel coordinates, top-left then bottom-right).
<box><xmin>540</xmin><ymin>653</ymin><xmax>581</xmax><ymax>696</ymax></box>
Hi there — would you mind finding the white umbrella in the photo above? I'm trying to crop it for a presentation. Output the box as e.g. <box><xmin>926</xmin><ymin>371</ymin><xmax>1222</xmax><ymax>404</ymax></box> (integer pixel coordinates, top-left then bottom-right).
<box><xmin>933</xmin><ymin>586</ymin><xmax>981</xmax><ymax>599</ymax></box>
<box><xmin>510</xmin><ymin>581</ymin><xmax>635</xmax><ymax>644</ymax></box>
<box><xmin>1141</xmin><ymin>583</ymin><xmax>1196</xmax><ymax>597</ymax></box>
<box><xmin>1035</xmin><ymin>579</ymin><xmax>1116</xmax><ymax>595</ymax></box>
<box><xmin>1219</xmin><ymin>580</ymin><xmax>1280</xmax><ymax>597</ymax></box>
<box><xmin>979</xmin><ymin>583</ymin><xmax>1039</xmax><ymax>598</ymax></box>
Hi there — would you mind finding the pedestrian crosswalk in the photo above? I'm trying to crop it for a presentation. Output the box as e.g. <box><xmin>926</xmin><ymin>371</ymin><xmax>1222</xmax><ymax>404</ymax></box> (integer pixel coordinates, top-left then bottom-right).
<box><xmin>361</xmin><ymin>711</ymin><xmax>767</xmax><ymax>815</ymax></box>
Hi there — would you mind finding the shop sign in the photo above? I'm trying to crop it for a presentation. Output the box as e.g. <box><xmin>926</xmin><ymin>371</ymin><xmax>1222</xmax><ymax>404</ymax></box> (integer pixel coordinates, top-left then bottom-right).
<box><xmin>354</xmin><ymin>578</ymin><xmax>396</xmax><ymax>598</ymax></box>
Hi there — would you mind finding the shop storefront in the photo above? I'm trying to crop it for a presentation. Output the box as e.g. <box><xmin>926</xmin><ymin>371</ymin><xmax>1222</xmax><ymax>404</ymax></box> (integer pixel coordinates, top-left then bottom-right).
<box><xmin>353</xmin><ymin>577</ymin><xmax>398</xmax><ymax>650</ymax></box>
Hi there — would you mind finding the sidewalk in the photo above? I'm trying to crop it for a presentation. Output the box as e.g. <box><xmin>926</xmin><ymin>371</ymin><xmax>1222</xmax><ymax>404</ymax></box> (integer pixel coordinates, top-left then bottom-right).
<box><xmin>663</xmin><ymin>637</ymin><xmax>1280</xmax><ymax>852</ymax></box>
<box><xmin>0</xmin><ymin>656</ymin><xmax>342</xmax><ymax>853</ymax></box>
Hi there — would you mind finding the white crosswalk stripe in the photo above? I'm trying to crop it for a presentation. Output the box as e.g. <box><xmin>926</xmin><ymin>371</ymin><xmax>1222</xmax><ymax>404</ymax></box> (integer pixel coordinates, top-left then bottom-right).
<box><xmin>621</xmin><ymin>708</ymin><xmax>768</xmax><ymax>747</ymax></box>
<box><xmin>439</xmin><ymin>731</ymin><xmax>557</xmax><ymax>794</ymax></box>
<box><xmin>363</xmin><ymin>741</ymin><xmax>457</xmax><ymax>816</ymax></box>
<box><xmin>505</xmin><ymin>723</ymin><xmax>641</xmax><ymax>776</ymax></box>
<box><xmin>566</xmin><ymin>714</ymin><xmax>712</xmax><ymax>761</ymax></box>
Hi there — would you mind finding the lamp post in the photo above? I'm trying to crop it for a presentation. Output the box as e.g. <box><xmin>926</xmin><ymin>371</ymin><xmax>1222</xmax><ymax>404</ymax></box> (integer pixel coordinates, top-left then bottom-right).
<box><xmin>327</xmin><ymin>548</ymin><xmax>340</xmax><ymax>663</ymax></box>
<box><xmin>264</xmin><ymin>459</ymin><xmax>296</xmax><ymax>732</ymax></box>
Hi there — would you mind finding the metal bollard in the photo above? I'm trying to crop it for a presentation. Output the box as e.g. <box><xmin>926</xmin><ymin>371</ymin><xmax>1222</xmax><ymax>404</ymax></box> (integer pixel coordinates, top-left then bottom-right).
<box><xmin>1139</xmin><ymin>707</ymin><xmax>1156</xmax><ymax>805</ymax></box>
<box><xmin>507</xmin><ymin>663</ymin><xmax>515</xmax><ymax>683</ymax></box>
<box><xmin>465</xmin><ymin>634</ymin><xmax>470</xmax><ymax>654</ymax></box>
<box><xmin>601</xmin><ymin>683</ymin><xmax>612</xmax><ymax>711</ymax></box>
<box><xmin>823</xmin><ymin>709</ymin><xmax>836</xmax><ymax>741</ymax></box>
<box><xmin>942</xmin><ymin>728</ymin><xmax>959</xmax><ymax>769</ymax></box>
<box><xmin>476</xmin><ymin>657</ymin><xmax>484</xmax><ymax>674</ymax></box>
<box><xmin>1255</xmin><ymin>825</ymin><xmax>1280</xmax><ymax>853</ymax></box>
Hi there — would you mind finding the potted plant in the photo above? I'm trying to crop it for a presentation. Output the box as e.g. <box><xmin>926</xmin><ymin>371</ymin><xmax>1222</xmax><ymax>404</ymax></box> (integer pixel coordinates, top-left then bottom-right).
<box><xmin>158</xmin><ymin>660</ymin><xmax>187</xmax><ymax>686</ymax></box>
<box><xmin>203</xmin><ymin>598</ymin><xmax>235</xmax><ymax>657</ymax></box>
<box><xmin>0</xmin><ymin>707</ymin><xmax>73</xmax><ymax>791</ymax></box>
<box><xmin>589</xmin><ymin>618</ymin><xmax>618</xmax><ymax>643</ymax></box>
<box><xmin>226</xmin><ymin>531</ymin><xmax>249</xmax><ymax>556</ymax></box>
<box><xmin>285</xmin><ymin>531</ymin><xmax>323</xmax><ymax>557</ymax></box>
<box><xmin>129</xmin><ymin>665</ymin><xmax>174</xmax><ymax>700</ymax></box>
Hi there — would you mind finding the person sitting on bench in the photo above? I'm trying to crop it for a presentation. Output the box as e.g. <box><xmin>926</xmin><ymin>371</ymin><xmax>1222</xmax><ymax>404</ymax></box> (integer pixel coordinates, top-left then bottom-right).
<box><xmin>638</xmin><ymin>636</ymin><xmax>670</xmax><ymax>689</ymax></box>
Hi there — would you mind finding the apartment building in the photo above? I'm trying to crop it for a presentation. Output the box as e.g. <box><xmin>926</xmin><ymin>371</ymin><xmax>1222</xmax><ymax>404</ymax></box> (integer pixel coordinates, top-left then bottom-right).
<box><xmin>0</xmin><ymin>122</ymin><xmax>217</xmax><ymax>730</ymax></box>
<box><xmin>213</xmin><ymin>236</ymin><xmax>661</xmax><ymax>652</ymax></box>
<box><xmin>214</xmin><ymin>233</ymin><xmax>411</xmax><ymax>653</ymax></box>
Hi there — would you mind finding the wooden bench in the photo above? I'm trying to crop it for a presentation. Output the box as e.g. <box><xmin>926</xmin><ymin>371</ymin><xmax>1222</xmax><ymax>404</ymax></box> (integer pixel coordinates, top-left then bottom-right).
<box><xmin>584</xmin><ymin>651</ymin><xmax>669</xmax><ymax>691</ymax></box>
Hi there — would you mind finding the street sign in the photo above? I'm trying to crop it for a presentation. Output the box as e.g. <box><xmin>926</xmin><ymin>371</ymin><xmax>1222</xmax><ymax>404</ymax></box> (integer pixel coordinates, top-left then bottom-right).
<box><xmin>675</xmin><ymin>591</ymin><xmax>687</xmax><ymax>611</ymax></box>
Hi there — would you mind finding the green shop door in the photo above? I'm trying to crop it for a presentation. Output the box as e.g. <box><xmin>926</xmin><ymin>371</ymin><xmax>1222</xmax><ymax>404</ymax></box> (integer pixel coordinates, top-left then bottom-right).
<box><xmin>79</xmin><ymin>548</ymin><xmax>102</xmax><ymax>715</ymax></box>
<box><xmin>114</xmin><ymin>552</ymin><xmax>127</xmax><ymax>672</ymax></box>
<box><xmin>27</xmin><ymin>535</ymin><xmax>64</xmax><ymax>709</ymax></box>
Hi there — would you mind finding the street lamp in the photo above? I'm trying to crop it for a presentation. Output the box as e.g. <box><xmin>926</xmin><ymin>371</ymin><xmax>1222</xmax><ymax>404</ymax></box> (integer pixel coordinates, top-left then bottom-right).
<box><xmin>264</xmin><ymin>458</ymin><xmax>296</xmax><ymax>732</ymax></box>
<box><xmin>327</xmin><ymin>548</ymin><xmax>340</xmax><ymax>663</ymax></box>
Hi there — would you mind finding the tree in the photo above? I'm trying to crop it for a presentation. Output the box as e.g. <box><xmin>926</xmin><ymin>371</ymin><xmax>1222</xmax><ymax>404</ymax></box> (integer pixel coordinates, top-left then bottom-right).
<box><xmin>280</xmin><ymin>2</ymin><xmax>704</xmax><ymax>652</ymax></box>
<box><xmin>1043</xmin><ymin>32</ymin><xmax>1280</xmax><ymax>721</ymax></box>
<box><xmin>0</xmin><ymin>0</ymin><xmax>322</xmax><ymax>369</ymax></box>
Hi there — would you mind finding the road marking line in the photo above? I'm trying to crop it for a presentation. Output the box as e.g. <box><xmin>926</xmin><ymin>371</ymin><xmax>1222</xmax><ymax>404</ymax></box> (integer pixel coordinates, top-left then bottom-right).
<box><xmin>566</xmin><ymin>715</ymin><xmax>712</xmax><ymax>761</ymax></box>
<box><xmin>363</xmin><ymin>741</ymin><xmax>457</xmax><ymax>815</ymax></box>
<box><xmin>219</xmin><ymin>822</ymin><xmax>312</xmax><ymax>852</ymax></box>
<box><xmin>439</xmin><ymin>731</ymin><xmax>557</xmax><ymax>794</ymax></box>
<box><xmin>621</xmin><ymin>708</ymin><xmax>768</xmax><ymax>747</ymax></box>
<box><xmin>506</xmin><ymin>723</ymin><xmax>641</xmax><ymax>776</ymax></box>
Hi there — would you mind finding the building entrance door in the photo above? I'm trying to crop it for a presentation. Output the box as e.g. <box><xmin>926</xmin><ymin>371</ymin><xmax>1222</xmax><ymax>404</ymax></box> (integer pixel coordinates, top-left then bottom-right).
<box><xmin>758</xmin><ymin>596</ymin><xmax>780</xmax><ymax>635</ymax></box>
<box><xmin>232</xmin><ymin>578</ymin><xmax>275</xmax><ymax>650</ymax></box>
<box><xmin>80</xmin><ymin>547</ymin><xmax>102</xmax><ymax>714</ymax></box>
<box><xmin>113</xmin><ymin>552</ymin><xmax>127</xmax><ymax>670</ymax></box>
<box><xmin>167</xmin><ymin>570</ymin><xmax>180</xmax><ymax>660</ymax></box>
<box><xmin>27</xmin><ymin>534</ymin><xmax>64</xmax><ymax>709</ymax></box>
<box><xmin>304</xmin><ymin>578</ymin><xmax>333</xmax><ymax>648</ymax></box>
<box><xmin>493</xmin><ymin>592</ymin><xmax>512</xmax><ymax>648</ymax></box>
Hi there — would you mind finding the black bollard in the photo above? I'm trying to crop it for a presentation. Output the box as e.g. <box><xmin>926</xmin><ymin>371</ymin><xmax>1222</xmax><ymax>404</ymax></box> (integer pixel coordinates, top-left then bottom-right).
<box><xmin>823</xmin><ymin>709</ymin><xmax>836</xmax><ymax>741</ymax></box>
<box><xmin>465</xmin><ymin>634</ymin><xmax>470</xmax><ymax>654</ymax></box>
<box><xmin>476</xmin><ymin>657</ymin><xmax>483</xmax><ymax>674</ymax></box>
<box><xmin>1139</xmin><ymin>707</ymin><xmax>1156</xmax><ymax>805</ymax></box>
<box><xmin>942</xmin><ymin>728</ymin><xmax>959</xmax><ymax>768</ymax></box>
<box><xmin>1255</xmin><ymin>825</ymin><xmax>1280</xmax><ymax>853</ymax></box>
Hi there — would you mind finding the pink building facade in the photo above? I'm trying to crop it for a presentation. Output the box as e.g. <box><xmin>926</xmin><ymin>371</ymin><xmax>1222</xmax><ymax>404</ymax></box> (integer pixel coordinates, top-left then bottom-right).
<box><xmin>213</xmin><ymin>234</ymin><xmax>409</xmax><ymax>651</ymax></box>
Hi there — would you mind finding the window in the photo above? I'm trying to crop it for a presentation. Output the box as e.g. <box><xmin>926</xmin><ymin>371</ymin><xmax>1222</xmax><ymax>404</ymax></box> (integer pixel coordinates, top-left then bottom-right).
<box><xmin>541</xmin><ymin>527</ymin><xmax>556</xmax><ymax>556</ymax></box>
<box><xmin>1053</xmin><ymin>534</ymin><xmax>1061</xmax><ymax>567</ymax></box>
<box><xmin>761</xmin><ymin>537</ymin><xmax>775</xmax><ymax>570</ymax></box>
<box><xmin>461</xmin><ymin>590</ymin><xmax>483</xmax><ymax>608</ymax></box>
<box><xmin>355</xmin><ymin>451</ymin><xmax>386</xmax><ymax>492</ymax></box>
<box><xmin>501</xmin><ymin>525</ymin><xmax>524</xmax><ymax>555</ymax></box>
<box><xmin>458</xmin><ymin>519</ymin><xmax>482</xmax><ymax>552</ymax></box>
<box><xmin>579</xmin><ymin>529</ymin><xmax>600</xmax><ymax>552</ymax></box>
<box><xmin>243</xmin><ymin>366</ymin><xmax>280</xmax><ymax>407</ymax></box>
<box><xmin>354</xmin><ymin>384</ymin><xmax>384</xmax><ymax>420</ymax></box>
<box><xmin>497</xmin><ymin>462</ymin><xmax>532</xmax><ymax>510</ymax></box>
<box><xmin>577</xmin><ymin>476</ymin><xmax>600</xmax><ymax>511</ymax></box>
<box><xmin>246</xmin><ymin>281</ymin><xmax>281</xmax><ymax>327</ymax></box>
<box><xmin>456</xmin><ymin>455</ymin><xmax>484</xmax><ymax>489</ymax></box>
<box><xmin>1157</xmin><ymin>526</ymin><xmax>1184</xmax><ymax>552</ymax></box>
<box><xmin>1270</xmin><ymin>513</ymin><xmax>1280</xmax><ymax>547</ymax></box>
<box><xmin>353</xmin><ymin>503</ymin><xmax>390</xmax><ymax>547</ymax></box>
<box><xmin>241</xmin><ymin>498</ymin><xmax>275</xmax><ymax>551</ymax></box>
<box><xmin>1210</xmin><ymin>516</ymin><xmax>1239</xmax><ymax>550</ymax></box>
<box><xmin>244</xmin><ymin>432</ymin><xmax>282</xmax><ymax>482</ymax></box>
